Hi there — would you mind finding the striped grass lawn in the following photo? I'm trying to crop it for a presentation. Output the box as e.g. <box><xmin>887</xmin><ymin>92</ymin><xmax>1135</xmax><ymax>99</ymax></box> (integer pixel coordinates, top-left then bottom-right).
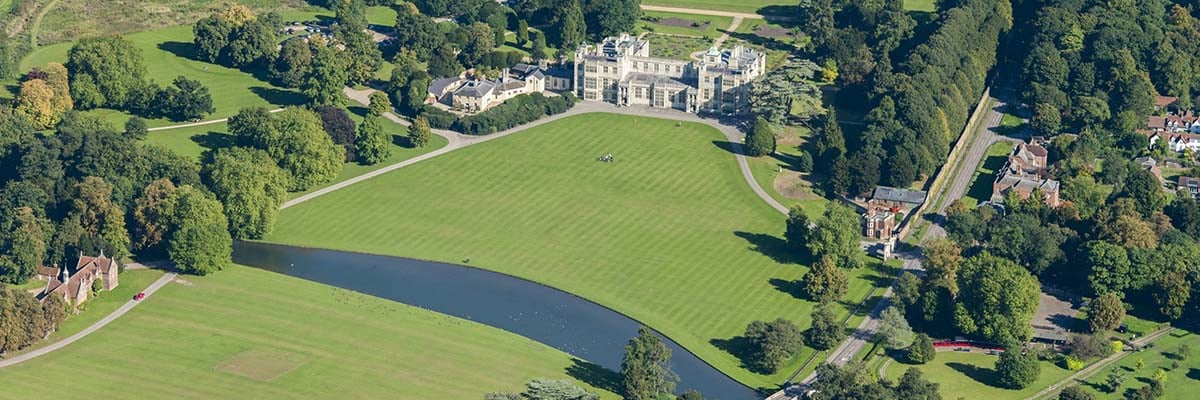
<box><xmin>265</xmin><ymin>113</ymin><xmax>890</xmax><ymax>388</ymax></box>
<box><xmin>0</xmin><ymin>265</ymin><xmax>617</xmax><ymax>399</ymax></box>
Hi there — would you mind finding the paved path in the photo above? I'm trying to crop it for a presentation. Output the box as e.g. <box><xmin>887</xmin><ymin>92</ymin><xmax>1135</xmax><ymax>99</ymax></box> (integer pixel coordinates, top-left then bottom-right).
<box><xmin>921</xmin><ymin>92</ymin><xmax>1023</xmax><ymax>243</ymax></box>
<box><xmin>1025</xmin><ymin>327</ymin><xmax>1174</xmax><ymax>400</ymax></box>
<box><xmin>288</xmin><ymin>88</ymin><xmax>790</xmax><ymax>215</ymax></box>
<box><xmin>0</xmin><ymin>272</ymin><xmax>178</xmax><ymax>369</ymax></box>
<box><xmin>146</xmin><ymin>108</ymin><xmax>285</xmax><ymax>132</ymax></box>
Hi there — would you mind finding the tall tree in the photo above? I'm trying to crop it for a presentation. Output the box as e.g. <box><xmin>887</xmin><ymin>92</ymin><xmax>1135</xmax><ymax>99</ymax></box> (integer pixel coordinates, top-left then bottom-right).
<box><xmin>802</xmin><ymin>255</ymin><xmax>848</xmax><ymax>304</ymax></box>
<box><xmin>193</xmin><ymin>15</ymin><xmax>235</xmax><ymax>63</ymax></box>
<box><xmin>1088</xmin><ymin>292</ymin><xmax>1125</xmax><ymax>333</ymax></box>
<box><xmin>1154</xmin><ymin>272</ymin><xmax>1190</xmax><ymax>320</ymax></box>
<box><xmin>68</xmin><ymin>177</ymin><xmax>131</xmax><ymax>259</ymax></box>
<box><xmin>954</xmin><ymin>253</ymin><xmax>1040</xmax><ymax>346</ymax></box>
<box><xmin>743</xmin><ymin>318</ymin><xmax>803</xmax><ymax>374</ymax></box>
<box><xmin>355</xmin><ymin>114</ymin><xmax>391</xmax><ymax>165</ymax></box>
<box><xmin>428</xmin><ymin>44</ymin><xmax>464</xmax><ymax>78</ymax></box>
<box><xmin>13</xmin><ymin>79</ymin><xmax>56</xmax><ymax>129</ymax></box>
<box><xmin>621</xmin><ymin>327</ymin><xmax>677</xmax><ymax>400</ymax></box>
<box><xmin>583</xmin><ymin>0</ymin><xmax>641</xmax><ymax>40</ymax></box>
<box><xmin>995</xmin><ymin>350</ymin><xmax>1041</xmax><ymax>389</ymax></box>
<box><xmin>803</xmin><ymin>306</ymin><xmax>845</xmax><ymax>350</ymax></box>
<box><xmin>266</xmin><ymin>109</ymin><xmax>345</xmax><ymax>191</ymax></box>
<box><xmin>745</xmin><ymin>117</ymin><xmax>776</xmax><ymax>157</ymax></box>
<box><xmin>749</xmin><ymin>59</ymin><xmax>824</xmax><ymax>126</ymax></box>
<box><xmin>797</xmin><ymin>0</ymin><xmax>834</xmax><ymax>50</ymax></box>
<box><xmin>202</xmin><ymin>147</ymin><xmax>289</xmax><ymax>240</ymax></box>
<box><xmin>316</xmin><ymin>106</ymin><xmax>358</xmax><ymax>162</ymax></box>
<box><xmin>556</xmin><ymin>0</ymin><xmax>587</xmax><ymax>49</ymax></box>
<box><xmin>814</xmin><ymin>108</ymin><xmax>846</xmax><ymax>166</ymax></box>
<box><xmin>530</xmin><ymin>31</ymin><xmax>548</xmax><ymax>61</ymax></box>
<box><xmin>271</xmin><ymin>38</ymin><xmax>314</xmax><ymax>88</ymax></box>
<box><xmin>408</xmin><ymin>115</ymin><xmax>433</xmax><ymax>148</ymax></box>
<box><xmin>1085</xmin><ymin>241</ymin><xmax>1133</xmax><ymax>296</ymax></box>
<box><xmin>131</xmin><ymin>179</ymin><xmax>178</xmax><ymax>255</ymax></box>
<box><xmin>807</xmin><ymin>204</ymin><xmax>864</xmax><ymax>269</ymax></box>
<box><xmin>302</xmin><ymin>44</ymin><xmax>350</xmax><ymax>107</ymax></box>
<box><xmin>906</xmin><ymin>333</ymin><xmax>936</xmax><ymax>364</ymax></box>
<box><xmin>460</xmin><ymin>23</ymin><xmax>496</xmax><ymax>67</ymax></box>
<box><xmin>67</xmin><ymin>35</ymin><xmax>148</xmax><ymax>109</ymax></box>
<box><xmin>516</xmin><ymin>19</ymin><xmax>530</xmax><ymax>46</ymax></box>
<box><xmin>875</xmin><ymin>305</ymin><xmax>914</xmax><ymax>349</ymax></box>
<box><xmin>164</xmin><ymin>185</ymin><xmax>232</xmax><ymax>275</ymax></box>
<box><xmin>393</xmin><ymin>3</ymin><xmax>444</xmax><ymax>61</ymax></box>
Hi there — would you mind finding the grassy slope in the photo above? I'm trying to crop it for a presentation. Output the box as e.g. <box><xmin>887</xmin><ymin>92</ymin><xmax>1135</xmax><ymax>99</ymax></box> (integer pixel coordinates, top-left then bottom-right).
<box><xmin>34</xmin><ymin>0</ymin><xmax>309</xmax><ymax>45</ymax></box>
<box><xmin>1078</xmin><ymin>329</ymin><xmax>1200</xmax><ymax>399</ymax></box>
<box><xmin>636</xmin><ymin>11</ymin><xmax>733</xmax><ymax>37</ymax></box>
<box><xmin>5</xmin><ymin>10</ymin><xmax>330</xmax><ymax>127</ymax></box>
<box><xmin>884</xmin><ymin>351</ymin><xmax>1075</xmax><ymax>399</ymax></box>
<box><xmin>962</xmin><ymin>141</ymin><xmax>1016</xmax><ymax>207</ymax></box>
<box><xmin>0</xmin><ymin>265</ymin><xmax>616</xmax><ymax>399</ymax></box>
<box><xmin>265</xmin><ymin>113</ymin><xmax>889</xmax><ymax>388</ymax></box>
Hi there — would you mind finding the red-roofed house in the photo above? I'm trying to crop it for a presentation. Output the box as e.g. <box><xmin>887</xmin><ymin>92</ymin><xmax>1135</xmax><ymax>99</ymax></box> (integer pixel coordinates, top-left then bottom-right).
<box><xmin>38</xmin><ymin>251</ymin><xmax>120</xmax><ymax>307</ymax></box>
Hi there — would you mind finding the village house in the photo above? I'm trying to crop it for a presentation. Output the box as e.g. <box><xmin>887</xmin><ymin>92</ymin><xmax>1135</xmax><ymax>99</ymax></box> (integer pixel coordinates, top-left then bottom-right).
<box><xmin>867</xmin><ymin>186</ymin><xmax>927</xmax><ymax>213</ymax></box>
<box><xmin>992</xmin><ymin>139</ymin><xmax>1061</xmax><ymax>207</ymax></box>
<box><xmin>1133</xmin><ymin>156</ymin><xmax>1163</xmax><ymax>181</ymax></box>
<box><xmin>572</xmin><ymin>33</ymin><xmax>766</xmax><ymax>114</ymax></box>
<box><xmin>1179</xmin><ymin>176</ymin><xmax>1200</xmax><ymax>197</ymax></box>
<box><xmin>863</xmin><ymin>208</ymin><xmax>896</xmax><ymax>240</ymax></box>
<box><xmin>428</xmin><ymin>63</ymin><xmax>560</xmax><ymax>113</ymax></box>
<box><xmin>1140</xmin><ymin>108</ymin><xmax>1200</xmax><ymax>153</ymax></box>
<box><xmin>37</xmin><ymin>251</ymin><xmax>120</xmax><ymax>307</ymax></box>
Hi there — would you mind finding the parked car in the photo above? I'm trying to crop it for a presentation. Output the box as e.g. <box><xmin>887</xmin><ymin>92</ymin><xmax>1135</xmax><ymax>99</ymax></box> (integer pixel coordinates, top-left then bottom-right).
<box><xmin>133</xmin><ymin>292</ymin><xmax>146</xmax><ymax>301</ymax></box>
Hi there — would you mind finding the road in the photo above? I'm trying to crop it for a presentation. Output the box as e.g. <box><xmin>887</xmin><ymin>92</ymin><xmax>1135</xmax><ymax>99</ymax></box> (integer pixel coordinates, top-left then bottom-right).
<box><xmin>787</xmin><ymin>87</ymin><xmax>1014</xmax><ymax>392</ymax></box>
<box><xmin>921</xmin><ymin>91</ymin><xmax>1023</xmax><ymax>243</ymax></box>
<box><xmin>0</xmin><ymin>272</ymin><xmax>178</xmax><ymax>369</ymax></box>
<box><xmin>1024</xmin><ymin>327</ymin><xmax>1174</xmax><ymax>400</ymax></box>
<box><xmin>145</xmin><ymin>108</ymin><xmax>285</xmax><ymax>132</ymax></box>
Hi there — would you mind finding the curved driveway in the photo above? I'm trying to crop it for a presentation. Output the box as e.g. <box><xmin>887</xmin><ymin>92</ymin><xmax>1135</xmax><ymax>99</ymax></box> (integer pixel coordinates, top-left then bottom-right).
<box><xmin>0</xmin><ymin>272</ymin><xmax>177</xmax><ymax>369</ymax></box>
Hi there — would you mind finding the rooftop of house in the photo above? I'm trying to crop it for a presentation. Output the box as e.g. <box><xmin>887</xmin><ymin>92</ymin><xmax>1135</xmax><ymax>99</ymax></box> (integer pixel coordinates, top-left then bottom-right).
<box><xmin>428</xmin><ymin>77</ymin><xmax>463</xmax><ymax>96</ymax></box>
<box><xmin>1156</xmin><ymin>95</ymin><xmax>1179</xmax><ymax>108</ymax></box>
<box><xmin>871</xmin><ymin>186</ymin><xmax>928</xmax><ymax>205</ymax></box>
<box><xmin>1179</xmin><ymin>176</ymin><xmax>1200</xmax><ymax>190</ymax></box>
<box><xmin>621</xmin><ymin>72</ymin><xmax>692</xmax><ymax>88</ymax></box>
<box><xmin>454</xmin><ymin>80</ymin><xmax>496</xmax><ymax>98</ymax></box>
<box><xmin>1134</xmin><ymin>156</ymin><xmax>1157</xmax><ymax>167</ymax></box>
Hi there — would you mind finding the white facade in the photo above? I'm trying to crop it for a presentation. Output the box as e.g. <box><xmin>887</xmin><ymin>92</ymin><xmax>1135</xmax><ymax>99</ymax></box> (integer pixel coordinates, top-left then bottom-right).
<box><xmin>572</xmin><ymin>33</ymin><xmax>766</xmax><ymax>114</ymax></box>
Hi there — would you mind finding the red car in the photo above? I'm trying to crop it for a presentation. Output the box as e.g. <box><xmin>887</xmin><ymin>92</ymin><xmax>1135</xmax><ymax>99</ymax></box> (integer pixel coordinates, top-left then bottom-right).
<box><xmin>133</xmin><ymin>292</ymin><xmax>146</xmax><ymax>301</ymax></box>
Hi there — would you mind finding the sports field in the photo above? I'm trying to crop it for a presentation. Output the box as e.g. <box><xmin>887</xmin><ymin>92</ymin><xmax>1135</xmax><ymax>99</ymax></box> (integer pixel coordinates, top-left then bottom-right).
<box><xmin>266</xmin><ymin>113</ymin><xmax>890</xmax><ymax>387</ymax></box>
<box><xmin>0</xmin><ymin>265</ymin><xmax>616</xmax><ymax>399</ymax></box>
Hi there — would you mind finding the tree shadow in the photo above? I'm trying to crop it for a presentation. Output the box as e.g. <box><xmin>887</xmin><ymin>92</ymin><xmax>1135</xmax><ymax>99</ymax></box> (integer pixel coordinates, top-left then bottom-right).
<box><xmin>769</xmin><ymin>278</ymin><xmax>805</xmax><ymax>300</ymax></box>
<box><xmin>1048</xmin><ymin>314</ymin><xmax>1082</xmax><ymax>332</ymax></box>
<box><xmin>250</xmin><ymin>87</ymin><xmax>307</xmax><ymax>107</ymax></box>
<box><xmin>733</xmin><ymin>231</ymin><xmax>804</xmax><ymax>264</ymax></box>
<box><xmin>1135</xmin><ymin>376</ymin><xmax>1154</xmax><ymax>385</ymax></box>
<box><xmin>1080</xmin><ymin>380</ymin><xmax>1109</xmax><ymax>393</ymax></box>
<box><xmin>157</xmin><ymin>41</ymin><xmax>198</xmax><ymax>60</ymax></box>
<box><xmin>565</xmin><ymin>358</ymin><xmax>622</xmax><ymax>394</ymax></box>
<box><xmin>348</xmin><ymin>105</ymin><xmax>369</xmax><ymax>118</ymax></box>
<box><xmin>391</xmin><ymin>134</ymin><xmax>416</xmax><ymax>149</ymax></box>
<box><xmin>711</xmin><ymin>336</ymin><xmax>768</xmax><ymax>374</ymax></box>
<box><xmin>712</xmin><ymin>140</ymin><xmax>745</xmax><ymax>156</ymax></box>
<box><xmin>1187</xmin><ymin>368</ymin><xmax>1200</xmax><ymax>380</ymax></box>
<box><xmin>190</xmin><ymin>131</ymin><xmax>236</xmax><ymax>151</ymax></box>
<box><xmin>946</xmin><ymin>362</ymin><xmax>1005</xmax><ymax>389</ymax></box>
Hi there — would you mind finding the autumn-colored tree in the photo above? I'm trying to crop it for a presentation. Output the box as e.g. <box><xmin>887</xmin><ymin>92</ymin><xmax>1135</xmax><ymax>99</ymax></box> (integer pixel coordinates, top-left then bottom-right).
<box><xmin>14</xmin><ymin>79</ymin><xmax>56</xmax><ymax>129</ymax></box>
<box><xmin>131</xmin><ymin>179</ymin><xmax>178</xmax><ymax>254</ymax></box>
<box><xmin>69</xmin><ymin>177</ymin><xmax>131</xmax><ymax>258</ymax></box>
<box><xmin>221</xmin><ymin>4</ymin><xmax>256</xmax><ymax>26</ymax></box>
<box><xmin>43</xmin><ymin>62</ymin><xmax>73</xmax><ymax>117</ymax></box>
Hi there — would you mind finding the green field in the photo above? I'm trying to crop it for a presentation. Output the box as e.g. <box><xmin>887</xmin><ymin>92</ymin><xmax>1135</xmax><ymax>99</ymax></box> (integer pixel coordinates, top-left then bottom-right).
<box><xmin>636</xmin><ymin>11</ymin><xmax>733</xmax><ymax>38</ymax></box>
<box><xmin>1077</xmin><ymin>330</ymin><xmax>1200</xmax><ymax>399</ymax></box>
<box><xmin>142</xmin><ymin>108</ymin><xmax>449</xmax><ymax>197</ymax></box>
<box><xmin>265</xmin><ymin>113</ymin><xmax>890</xmax><ymax>388</ymax></box>
<box><xmin>962</xmin><ymin>141</ymin><xmax>1016</xmax><ymax>207</ymax></box>
<box><xmin>0</xmin><ymin>265</ymin><xmax>617</xmax><ymax>399</ymax></box>
<box><xmin>883</xmin><ymin>350</ymin><xmax>1076</xmax><ymax>399</ymax></box>
<box><xmin>4</xmin><ymin>10</ymin><xmax>332</xmax><ymax>127</ymax></box>
<box><xmin>33</xmin><ymin>0</ymin><xmax>309</xmax><ymax>45</ymax></box>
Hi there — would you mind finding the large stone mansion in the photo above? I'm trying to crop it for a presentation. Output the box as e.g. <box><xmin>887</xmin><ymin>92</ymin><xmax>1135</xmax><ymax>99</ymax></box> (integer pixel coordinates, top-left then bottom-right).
<box><xmin>572</xmin><ymin>33</ymin><xmax>767</xmax><ymax>114</ymax></box>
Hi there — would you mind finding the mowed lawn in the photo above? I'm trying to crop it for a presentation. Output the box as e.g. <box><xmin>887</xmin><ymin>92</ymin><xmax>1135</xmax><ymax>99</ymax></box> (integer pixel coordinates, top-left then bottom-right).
<box><xmin>1079</xmin><ymin>329</ymin><xmax>1200</xmax><ymax>400</ymax></box>
<box><xmin>0</xmin><ymin>265</ymin><xmax>617</xmax><ymax>399</ymax></box>
<box><xmin>265</xmin><ymin>113</ymin><xmax>888</xmax><ymax>388</ymax></box>
<box><xmin>7</xmin><ymin>11</ymin><xmax>330</xmax><ymax>127</ymax></box>
<box><xmin>142</xmin><ymin>111</ymin><xmax>449</xmax><ymax>198</ymax></box>
<box><xmin>883</xmin><ymin>350</ymin><xmax>1075</xmax><ymax>400</ymax></box>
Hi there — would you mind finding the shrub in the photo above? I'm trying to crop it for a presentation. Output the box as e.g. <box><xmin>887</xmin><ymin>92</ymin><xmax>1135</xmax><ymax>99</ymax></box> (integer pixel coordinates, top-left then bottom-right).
<box><xmin>452</xmin><ymin>93</ymin><xmax>575</xmax><ymax>135</ymax></box>
<box><xmin>1063</xmin><ymin>356</ymin><xmax>1084</xmax><ymax>371</ymax></box>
